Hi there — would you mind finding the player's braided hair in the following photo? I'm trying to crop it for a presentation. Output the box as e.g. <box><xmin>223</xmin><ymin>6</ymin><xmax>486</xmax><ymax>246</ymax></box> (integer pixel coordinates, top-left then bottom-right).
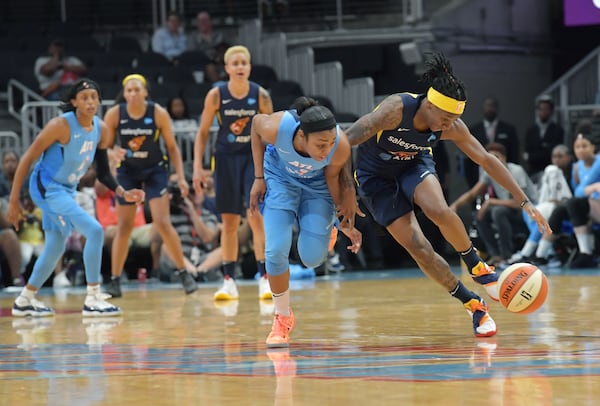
<box><xmin>420</xmin><ymin>52</ymin><xmax>467</xmax><ymax>101</ymax></box>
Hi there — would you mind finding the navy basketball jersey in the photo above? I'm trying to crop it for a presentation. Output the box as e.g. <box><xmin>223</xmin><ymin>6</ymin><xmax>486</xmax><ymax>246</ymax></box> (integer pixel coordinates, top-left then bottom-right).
<box><xmin>36</xmin><ymin>111</ymin><xmax>101</xmax><ymax>189</ymax></box>
<box><xmin>117</xmin><ymin>101</ymin><xmax>164</xmax><ymax>170</ymax></box>
<box><xmin>356</xmin><ymin>93</ymin><xmax>442</xmax><ymax>176</ymax></box>
<box><xmin>215</xmin><ymin>82</ymin><xmax>260</xmax><ymax>154</ymax></box>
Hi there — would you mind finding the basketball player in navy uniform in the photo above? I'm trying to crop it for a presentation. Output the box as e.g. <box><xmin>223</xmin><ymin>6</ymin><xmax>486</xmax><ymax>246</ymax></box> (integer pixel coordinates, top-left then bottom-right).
<box><xmin>103</xmin><ymin>74</ymin><xmax>198</xmax><ymax>298</ymax></box>
<box><xmin>346</xmin><ymin>53</ymin><xmax>551</xmax><ymax>337</ymax></box>
<box><xmin>192</xmin><ymin>45</ymin><xmax>273</xmax><ymax>302</ymax></box>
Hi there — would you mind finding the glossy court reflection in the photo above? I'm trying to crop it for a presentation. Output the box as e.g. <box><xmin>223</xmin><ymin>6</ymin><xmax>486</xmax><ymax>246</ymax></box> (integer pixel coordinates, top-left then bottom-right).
<box><xmin>0</xmin><ymin>269</ymin><xmax>599</xmax><ymax>405</ymax></box>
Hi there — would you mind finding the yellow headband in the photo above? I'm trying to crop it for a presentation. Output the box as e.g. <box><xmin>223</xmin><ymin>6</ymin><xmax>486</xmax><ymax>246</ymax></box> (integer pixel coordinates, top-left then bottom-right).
<box><xmin>122</xmin><ymin>74</ymin><xmax>147</xmax><ymax>87</ymax></box>
<box><xmin>427</xmin><ymin>87</ymin><xmax>466</xmax><ymax>115</ymax></box>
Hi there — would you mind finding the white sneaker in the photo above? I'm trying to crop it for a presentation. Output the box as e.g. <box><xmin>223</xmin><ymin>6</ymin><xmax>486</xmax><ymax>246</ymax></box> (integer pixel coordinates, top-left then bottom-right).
<box><xmin>82</xmin><ymin>293</ymin><xmax>123</xmax><ymax>317</ymax></box>
<box><xmin>12</xmin><ymin>296</ymin><xmax>55</xmax><ymax>317</ymax></box>
<box><xmin>258</xmin><ymin>274</ymin><xmax>272</xmax><ymax>300</ymax></box>
<box><xmin>53</xmin><ymin>271</ymin><xmax>71</xmax><ymax>288</ymax></box>
<box><xmin>327</xmin><ymin>252</ymin><xmax>345</xmax><ymax>272</ymax></box>
<box><xmin>464</xmin><ymin>298</ymin><xmax>497</xmax><ymax>337</ymax></box>
<box><xmin>214</xmin><ymin>275</ymin><xmax>239</xmax><ymax>300</ymax></box>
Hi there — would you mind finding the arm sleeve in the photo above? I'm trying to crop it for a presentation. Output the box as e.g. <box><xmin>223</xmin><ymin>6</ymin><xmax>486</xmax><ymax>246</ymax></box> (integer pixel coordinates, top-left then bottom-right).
<box><xmin>94</xmin><ymin>148</ymin><xmax>120</xmax><ymax>192</ymax></box>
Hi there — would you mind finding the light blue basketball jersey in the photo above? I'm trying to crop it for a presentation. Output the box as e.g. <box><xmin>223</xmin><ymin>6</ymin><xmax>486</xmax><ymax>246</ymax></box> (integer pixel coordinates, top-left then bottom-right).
<box><xmin>264</xmin><ymin>110</ymin><xmax>339</xmax><ymax>193</ymax></box>
<box><xmin>36</xmin><ymin>111</ymin><xmax>101</xmax><ymax>190</ymax></box>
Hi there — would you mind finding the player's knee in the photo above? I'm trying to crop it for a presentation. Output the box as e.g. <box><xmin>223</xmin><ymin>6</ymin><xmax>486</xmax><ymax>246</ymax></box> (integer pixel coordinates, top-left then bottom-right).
<box><xmin>266</xmin><ymin>254</ymin><xmax>288</xmax><ymax>276</ymax></box>
<box><xmin>298</xmin><ymin>246</ymin><xmax>328</xmax><ymax>269</ymax></box>
<box><xmin>426</xmin><ymin>205</ymin><xmax>453</xmax><ymax>225</ymax></box>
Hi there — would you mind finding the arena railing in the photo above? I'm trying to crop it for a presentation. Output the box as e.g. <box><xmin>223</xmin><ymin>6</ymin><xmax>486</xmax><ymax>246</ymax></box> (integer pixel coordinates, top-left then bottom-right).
<box><xmin>538</xmin><ymin>46</ymin><xmax>600</xmax><ymax>137</ymax></box>
<box><xmin>17</xmin><ymin>97</ymin><xmax>216</xmax><ymax>169</ymax></box>
<box><xmin>0</xmin><ymin>131</ymin><xmax>21</xmax><ymax>155</ymax></box>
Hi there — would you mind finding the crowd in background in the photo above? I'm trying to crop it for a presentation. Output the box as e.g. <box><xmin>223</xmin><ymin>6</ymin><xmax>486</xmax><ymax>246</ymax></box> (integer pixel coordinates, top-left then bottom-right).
<box><xmin>2</xmin><ymin>9</ymin><xmax>600</xmax><ymax>289</ymax></box>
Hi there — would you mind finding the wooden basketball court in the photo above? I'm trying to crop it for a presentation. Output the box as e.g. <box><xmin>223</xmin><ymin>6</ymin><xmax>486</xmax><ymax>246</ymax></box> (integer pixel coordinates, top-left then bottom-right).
<box><xmin>1</xmin><ymin>267</ymin><xmax>599</xmax><ymax>405</ymax></box>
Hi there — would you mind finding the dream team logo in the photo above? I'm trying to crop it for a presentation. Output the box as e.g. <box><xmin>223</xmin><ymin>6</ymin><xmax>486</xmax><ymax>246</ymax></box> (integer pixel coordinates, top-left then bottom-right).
<box><xmin>230</xmin><ymin>117</ymin><xmax>250</xmax><ymax>136</ymax></box>
<box><xmin>128</xmin><ymin>136</ymin><xmax>146</xmax><ymax>152</ymax></box>
<box><xmin>227</xmin><ymin>117</ymin><xmax>251</xmax><ymax>143</ymax></box>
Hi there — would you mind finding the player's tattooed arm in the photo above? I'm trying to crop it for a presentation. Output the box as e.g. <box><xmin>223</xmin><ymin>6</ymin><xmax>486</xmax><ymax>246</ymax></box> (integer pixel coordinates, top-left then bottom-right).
<box><xmin>346</xmin><ymin>94</ymin><xmax>404</xmax><ymax>146</ymax></box>
<box><xmin>339</xmin><ymin>159</ymin><xmax>354</xmax><ymax>191</ymax></box>
<box><xmin>259</xmin><ymin>87</ymin><xmax>273</xmax><ymax>114</ymax></box>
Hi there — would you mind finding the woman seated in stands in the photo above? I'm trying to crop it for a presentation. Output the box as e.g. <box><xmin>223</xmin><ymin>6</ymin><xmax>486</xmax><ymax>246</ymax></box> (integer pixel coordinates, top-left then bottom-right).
<box><xmin>534</xmin><ymin>120</ymin><xmax>600</xmax><ymax>268</ymax></box>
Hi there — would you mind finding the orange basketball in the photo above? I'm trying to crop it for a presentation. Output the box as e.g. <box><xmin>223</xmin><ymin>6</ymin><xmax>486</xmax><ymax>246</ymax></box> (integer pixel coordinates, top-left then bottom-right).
<box><xmin>497</xmin><ymin>263</ymin><xmax>549</xmax><ymax>314</ymax></box>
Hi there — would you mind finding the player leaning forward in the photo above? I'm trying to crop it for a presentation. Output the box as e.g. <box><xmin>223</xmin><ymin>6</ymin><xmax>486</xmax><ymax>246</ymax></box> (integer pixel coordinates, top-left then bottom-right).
<box><xmin>345</xmin><ymin>53</ymin><xmax>551</xmax><ymax>337</ymax></box>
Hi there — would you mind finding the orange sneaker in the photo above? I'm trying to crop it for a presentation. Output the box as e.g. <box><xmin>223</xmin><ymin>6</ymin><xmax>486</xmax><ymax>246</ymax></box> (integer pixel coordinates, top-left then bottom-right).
<box><xmin>470</xmin><ymin>262</ymin><xmax>499</xmax><ymax>302</ymax></box>
<box><xmin>266</xmin><ymin>310</ymin><xmax>296</xmax><ymax>348</ymax></box>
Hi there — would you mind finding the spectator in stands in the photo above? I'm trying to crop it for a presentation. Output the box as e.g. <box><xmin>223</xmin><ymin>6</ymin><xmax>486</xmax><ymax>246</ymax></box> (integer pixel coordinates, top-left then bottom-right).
<box><xmin>204</xmin><ymin>42</ymin><xmax>230</xmax><ymax>85</ymax></box>
<box><xmin>508</xmin><ymin>144</ymin><xmax>573</xmax><ymax>264</ymax></box>
<box><xmin>158</xmin><ymin>178</ymin><xmax>221</xmax><ymax>282</ymax></box>
<box><xmin>450</xmin><ymin>143</ymin><xmax>537</xmax><ymax>266</ymax></box>
<box><xmin>0</xmin><ymin>151</ymin><xmax>26</xmax><ymax>200</ymax></box>
<box><xmin>166</xmin><ymin>95</ymin><xmax>198</xmax><ymax>143</ymax></box>
<box><xmin>461</xmin><ymin>97</ymin><xmax>519</xmax><ymax>187</ymax></box>
<box><xmin>198</xmin><ymin>168</ymin><xmax>218</xmax><ymax>219</ymax></box>
<box><xmin>0</xmin><ymin>201</ymin><xmax>24</xmax><ymax>287</ymax></box>
<box><xmin>17</xmin><ymin>191</ymin><xmax>44</xmax><ymax>275</ymax></box>
<box><xmin>261</xmin><ymin>0</ymin><xmax>290</xmax><ymax>19</ymax></box>
<box><xmin>523</xmin><ymin>95</ymin><xmax>565</xmax><ymax>183</ymax></box>
<box><xmin>535</xmin><ymin>122</ymin><xmax>600</xmax><ymax>268</ymax></box>
<box><xmin>34</xmin><ymin>39</ymin><xmax>87</xmax><ymax>101</ymax></box>
<box><xmin>187</xmin><ymin>11</ymin><xmax>224</xmax><ymax>58</ymax></box>
<box><xmin>151</xmin><ymin>11</ymin><xmax>187</xmax><ymax>62</ymax></box>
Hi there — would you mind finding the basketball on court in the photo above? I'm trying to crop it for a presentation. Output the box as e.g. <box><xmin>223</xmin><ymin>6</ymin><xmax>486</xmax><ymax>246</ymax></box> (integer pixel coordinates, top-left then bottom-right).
<box><xmin>498</xmin><ymin>263</ymin><xmax>549</xmax><ymax>314</ymax></box>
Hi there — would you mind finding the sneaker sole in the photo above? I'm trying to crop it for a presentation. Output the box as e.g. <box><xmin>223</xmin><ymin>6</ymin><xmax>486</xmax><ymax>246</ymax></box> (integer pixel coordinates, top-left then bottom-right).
<box><xmin>214</xmin><ymin>293</ymin><xmax>239</xmax><ymax>300</ymax></box>
<box><xmin>12</xmin><ymin>310</ymin><xmax>55</xmax><ymax>317</ymax></box>
<box><xmin>266</xmin><ymin>341</ymin><xmax>290</xmax><ymax>348</ymax></box>
<box><xmin>259</xmin><ymin>292</ymin><xmax>273</xmax><ymax>300</ymax></box>
<box><xmin>475</xmin><ymin>327</ymin><xmax>498</xmax><ymax>338</ymax></box>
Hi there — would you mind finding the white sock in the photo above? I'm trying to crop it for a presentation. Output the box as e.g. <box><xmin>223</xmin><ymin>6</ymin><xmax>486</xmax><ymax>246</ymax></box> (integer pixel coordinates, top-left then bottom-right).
<box><xmin>576</xmin><ymin>233</ymin><xmax>593</xmax><ymax>255</ymax></box>
<box><xmin>536</xmin><ymin>239</ymin><xmax>553</xmax><ymax>258</ymax></box>
<box><xmin>272</xmin><ymin>290</ymin><xmax>290</xmax><ymax>316</ymax></box>
<box><xmin>17</xmin><ymin>287</ymin><xmax>36</xmax><ymax>304</ymax></box>
<box><xmin>86</xmin><ymin>285</ymin><xmax>100</xmax><ymax>297</ymax></box>
<box><xmin>521</xmin><ymin>240</ymin><xmax>538</xmax><ymax>257</ymax></box>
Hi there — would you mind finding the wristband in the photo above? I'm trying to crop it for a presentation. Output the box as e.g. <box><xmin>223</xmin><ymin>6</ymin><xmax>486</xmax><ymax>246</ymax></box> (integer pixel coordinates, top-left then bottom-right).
<box><xmin>255</xmin><ymin>176</ymin><xmax>264</xmax><ymax>179</ymax></box>
<box><xmin>520</xmin><ymin>199</ymin><xmax>530</xmax><ymax>208</ymax></box>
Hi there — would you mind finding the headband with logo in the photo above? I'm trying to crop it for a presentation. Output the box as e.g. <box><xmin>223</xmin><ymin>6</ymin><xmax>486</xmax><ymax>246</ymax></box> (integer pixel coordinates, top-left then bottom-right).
<box><xmin>427</xmin><ymin>87</ymin><xmax>466</xmax><ymax>114</ymax></box>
